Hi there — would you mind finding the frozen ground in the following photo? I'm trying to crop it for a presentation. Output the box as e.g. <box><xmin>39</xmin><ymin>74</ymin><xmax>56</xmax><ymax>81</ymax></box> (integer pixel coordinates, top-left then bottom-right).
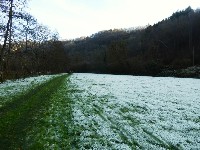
<box><xmin>70</xmin><ymin>73</ymin><xmax>200</xmax><ymax>149</ymax></box>
<box><xmin>0</xmin><ymin>75</ymin><xmax>57</xmax><ymax>107</ymax></box>
<box><xmin>1</xmin><ymin>73</ymin><xmax>199</xmax><ymax>149</ymax></box>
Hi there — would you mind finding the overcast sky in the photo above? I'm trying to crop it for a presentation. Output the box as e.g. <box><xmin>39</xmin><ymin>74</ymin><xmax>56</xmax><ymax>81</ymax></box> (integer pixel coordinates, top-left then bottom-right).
<box><xmin>28</xmin><ymin>0</ymin><xmax>200</xmax><ymax>40</ymax></box>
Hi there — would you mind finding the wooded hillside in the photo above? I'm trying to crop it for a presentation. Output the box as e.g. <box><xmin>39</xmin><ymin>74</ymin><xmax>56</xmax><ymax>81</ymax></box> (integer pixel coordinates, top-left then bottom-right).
<box><xmin>63</xmin><ymin>7</ymin><xmax>200</xmax><ymax>76</ymax></box>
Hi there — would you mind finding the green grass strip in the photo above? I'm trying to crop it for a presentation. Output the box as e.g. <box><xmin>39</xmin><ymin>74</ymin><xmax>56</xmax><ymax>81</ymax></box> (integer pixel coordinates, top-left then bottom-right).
<box><xmin>25</xmin><ymin>76</ymin><xmax>76</xmax><ymax>149</ymax></box>
<box><xmin>0</xmin><ymin>74</ymin><xmax>68</xmax><ymax>150</ymax></box>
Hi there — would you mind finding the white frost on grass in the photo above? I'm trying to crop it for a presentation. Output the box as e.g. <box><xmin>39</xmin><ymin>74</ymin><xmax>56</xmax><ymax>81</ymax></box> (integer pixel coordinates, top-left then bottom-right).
<box><xmin>70</xmin><ymin>73</ymin><xmax>200</xmax><ymax>149</ymax></box>
<box><xmin>0</xmin><ymin>75</ymin><xmax>57</xmax><ymax>107</ymax></box>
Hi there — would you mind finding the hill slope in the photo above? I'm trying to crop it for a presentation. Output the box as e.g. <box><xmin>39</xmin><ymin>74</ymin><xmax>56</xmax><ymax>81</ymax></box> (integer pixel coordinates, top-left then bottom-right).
<box><xmin>63</xmin><ymin>7</ymin><xmax>200</xmax><ymax>76</ymax></box>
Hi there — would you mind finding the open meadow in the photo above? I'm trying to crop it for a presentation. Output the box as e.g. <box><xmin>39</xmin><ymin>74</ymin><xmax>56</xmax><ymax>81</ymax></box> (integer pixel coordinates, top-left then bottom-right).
<box><xmin>0</xmin><ymin>73</ymin><xmax>200</xmax><ymax>149</ymax></box>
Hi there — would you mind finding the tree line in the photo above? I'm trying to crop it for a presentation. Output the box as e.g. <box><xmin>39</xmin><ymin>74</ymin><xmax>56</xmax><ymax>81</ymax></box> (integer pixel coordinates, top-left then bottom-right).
<box><xmin>1</xmin><ymin>4</ymin><xmax>200</xmax><ymax>81</ymax></box>
<box><xmin>0</xmin><ymin>0</ymin><xmax>67</xmax><ymax>81</ymax></box>
<box><xmin>63</xmin><ymin>7</ymin><xmax>200</xmax><ymax>76</ymax></box>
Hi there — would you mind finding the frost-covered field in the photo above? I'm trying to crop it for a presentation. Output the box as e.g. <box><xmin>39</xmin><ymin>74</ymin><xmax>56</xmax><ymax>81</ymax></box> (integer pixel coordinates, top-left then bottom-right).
<box><xmin>0</xmin><ymin>75</ymin><xmax>56</xmax><ymax>107</ymax></box>
<box><xmin>70</xmin><ymin>73</ymin><xmax>200</xmax><ymax>149</ymax></box>
<box><xmin>1</xmin><ymin>73</ymin><xmax>200</xmax><ymax>149</ymax></box>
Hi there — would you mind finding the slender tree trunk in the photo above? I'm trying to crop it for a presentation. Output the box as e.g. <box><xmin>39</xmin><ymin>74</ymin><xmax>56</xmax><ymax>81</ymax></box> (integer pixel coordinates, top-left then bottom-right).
<box><xmin>0</xmin><ymin>0</ymin><xmax>13</xmax><ymax>82</ymax></box>
<box><xmin>25</xmin><ymin>20</ymin><xmax>28</xmax><ymax>51</ymax></box>
<box><xmin>8</xmin><ymin>3</ymin><xmax>13</xmax><ymax>53</ymax></box>
<box><xmin>25</xmin><ymin>32</ymin><xmax>28</xmax><ymax>51</ymax></box>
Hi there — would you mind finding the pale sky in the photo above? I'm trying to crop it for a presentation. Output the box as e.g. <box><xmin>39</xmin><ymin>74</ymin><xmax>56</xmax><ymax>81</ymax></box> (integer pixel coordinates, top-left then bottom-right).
<box><xmin>28</xmin><ymin>0</ymin><xmax>200</xmax><ymax>40</ymax></box>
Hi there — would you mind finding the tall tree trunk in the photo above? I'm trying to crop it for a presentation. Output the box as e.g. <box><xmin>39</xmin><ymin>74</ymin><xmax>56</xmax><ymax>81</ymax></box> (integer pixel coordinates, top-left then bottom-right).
<box><xmin>25</xmin><ymin>19</ymin><xmax>28</xmax><ymax>51</ymax></box>
<box><xmin>8</xmin><ymin>9</ymin><xmax>13</xmax><ymax>53</ymax></box>
<box><xmin>0</xmin><ymin>0</ymin><xmax>13</xmax><ymax>82</ymax></box>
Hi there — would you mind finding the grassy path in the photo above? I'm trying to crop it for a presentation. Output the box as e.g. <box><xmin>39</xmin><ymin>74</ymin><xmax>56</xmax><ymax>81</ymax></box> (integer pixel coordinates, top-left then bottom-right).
<box><xmin>0</xmin><ymin>74</ymin><xmax>68</xmax><ymax>149</ymax></box>
<box><xmin>25</xmin><ymin>75</ymin><xmax>76</xmax><ymax>149</ymax></box>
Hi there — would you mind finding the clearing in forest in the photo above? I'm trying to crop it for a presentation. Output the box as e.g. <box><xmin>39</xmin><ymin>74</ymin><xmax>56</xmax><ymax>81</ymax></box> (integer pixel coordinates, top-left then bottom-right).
<box><xmin>0</xmin><ymin>73</ymin><xmax>200</xmax><ymax>149</ymax></box>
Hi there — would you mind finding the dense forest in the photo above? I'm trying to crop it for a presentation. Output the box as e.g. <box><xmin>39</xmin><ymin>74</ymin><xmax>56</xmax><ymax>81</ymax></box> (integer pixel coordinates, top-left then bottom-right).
<box><xmin>63</xmin><ymin>6</ymin><xmax>200</xmax><ymax>76</ymax></box>
<box><xmin>1</xmin><ymin>2</ymin><xmax>200</xmax><ymax>81</ymax></box>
